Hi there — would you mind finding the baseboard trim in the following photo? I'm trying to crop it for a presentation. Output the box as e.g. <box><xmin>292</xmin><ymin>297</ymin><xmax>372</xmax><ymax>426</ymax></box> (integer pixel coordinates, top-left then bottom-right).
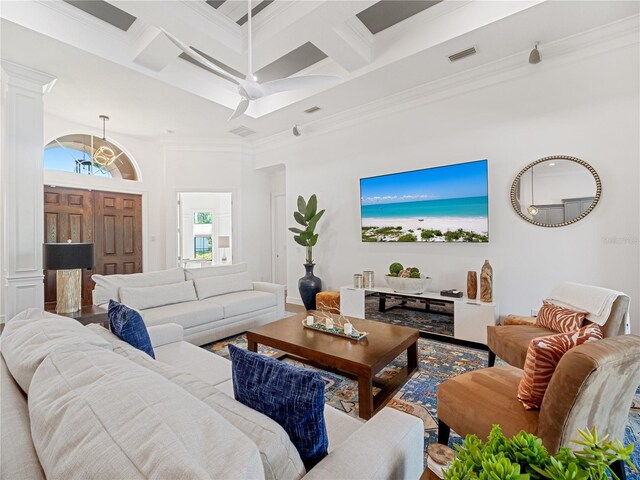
<box><xmin>286</xmin><ymin>295</ymin><xmax>303</xmax><ymax>306</ymax></box>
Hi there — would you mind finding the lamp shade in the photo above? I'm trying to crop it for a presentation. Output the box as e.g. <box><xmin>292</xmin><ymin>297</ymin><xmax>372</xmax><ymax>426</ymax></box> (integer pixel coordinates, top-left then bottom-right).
<box><xmin>218</xmin><ymin>236</ymin><xmax>230</xmax><ymax>248</ymax></box>
<box><xmin>43</xmin><ymin>243</ymin><xmax>95</xmax><ymax>270</ymax></box>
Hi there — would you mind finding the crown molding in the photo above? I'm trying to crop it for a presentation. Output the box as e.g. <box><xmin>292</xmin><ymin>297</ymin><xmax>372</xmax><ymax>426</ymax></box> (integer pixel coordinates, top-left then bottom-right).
<box><xmin>0</xmin><ymin>60</ymin><xmax>57</xmax><ymax>94</ymax></box>
<box><xmin>253</xmin><ymin>14</ymin><xmax>640</xmax><ymax>156</ymax></box>
<box><xmin>33</xmin><ymin>0</ymin><xmax>129</xmax><ymax>40</ymax></box>
<box><xmin>253</xmin><ymin>0</ymin><xmax>301</xmax><ymax>35</ymax></box>
<box><xmin>180</xmin><ymin>0</ymin><xmax>242</xmax><ymax>42</ymax></box>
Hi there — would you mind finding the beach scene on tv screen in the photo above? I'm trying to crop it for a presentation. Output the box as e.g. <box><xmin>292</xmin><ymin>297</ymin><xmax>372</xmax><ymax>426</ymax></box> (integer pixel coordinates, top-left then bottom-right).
<box><xmin>361</xmin><ymin>160</ymin><xmax>489</xmax><ymax>242</ymax></box>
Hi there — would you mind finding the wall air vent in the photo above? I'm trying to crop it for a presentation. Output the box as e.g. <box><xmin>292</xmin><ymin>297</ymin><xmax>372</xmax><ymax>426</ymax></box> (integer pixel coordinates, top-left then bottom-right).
<box><xmin>448</xmin><ymin>46</ymin><xmax>477</xmax><ymax>62</ymax></box>
<box><xmin>304</xmin><ymin>106</ymin><xmax>321</xmax><ymax>114</ymax></box>
<box><xmin>229</xmin><ymin>126</ymin><xmax>256</xmax><ymax>137</ymax></box>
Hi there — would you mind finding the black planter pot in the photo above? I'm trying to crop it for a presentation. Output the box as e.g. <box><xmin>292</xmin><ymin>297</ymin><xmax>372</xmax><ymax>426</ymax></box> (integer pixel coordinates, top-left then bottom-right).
<box><xmin>298</xmin><ymin>263</ymin><xmax>322</xmax><ymax>310</ymax></box>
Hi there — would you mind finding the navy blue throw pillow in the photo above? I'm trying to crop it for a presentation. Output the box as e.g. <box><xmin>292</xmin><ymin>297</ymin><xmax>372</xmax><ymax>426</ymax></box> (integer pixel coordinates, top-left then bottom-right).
<box><xmin>228</xmin><ymin>345</ymin><xmax>328</xmax><ymax>470</ymax></box>
<box><xmin>108</xmin><ymin>300</ymin><xmax>155</xmax><ymax>359</ymax></box>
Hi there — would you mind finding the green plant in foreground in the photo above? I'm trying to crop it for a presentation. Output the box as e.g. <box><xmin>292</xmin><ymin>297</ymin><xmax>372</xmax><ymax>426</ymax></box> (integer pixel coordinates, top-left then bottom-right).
<box><xmin>444</xmin><ymin>425</ymin><xmax>636</xmax><ymax>480</ymax></box>
<box><xmin>288</xmin><ymin>195</ymin><xmax>325</xmax><ymax>264</ymax></box>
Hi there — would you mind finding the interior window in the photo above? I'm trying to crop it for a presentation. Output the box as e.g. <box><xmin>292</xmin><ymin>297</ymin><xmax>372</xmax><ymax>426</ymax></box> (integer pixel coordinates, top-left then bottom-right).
<box><xmin>44</xmin><ymin>134</ymin><xmax>138</xmax><ymax>181</ymax></box>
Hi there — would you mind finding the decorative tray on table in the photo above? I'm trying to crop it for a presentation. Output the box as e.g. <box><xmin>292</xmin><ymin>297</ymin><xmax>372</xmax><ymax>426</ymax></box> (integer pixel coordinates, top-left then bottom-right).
<box><xmin>301</xmin><ymin>316</ymin><xmax>368</xmax><ymax>340</ymax></box>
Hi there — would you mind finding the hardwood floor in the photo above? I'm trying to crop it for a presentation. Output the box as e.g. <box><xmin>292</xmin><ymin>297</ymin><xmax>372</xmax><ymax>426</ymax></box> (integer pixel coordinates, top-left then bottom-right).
<box><xmin>286</xmin><ymin>303</ymin><xmax>306</xmax><ymax>313</ymax></box>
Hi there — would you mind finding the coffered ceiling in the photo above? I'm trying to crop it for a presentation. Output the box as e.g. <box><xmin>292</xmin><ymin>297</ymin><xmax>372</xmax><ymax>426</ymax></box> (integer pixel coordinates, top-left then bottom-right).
<box><xmin>1</xmin><ymin>1</ymin><xmax>638</xmax><ymax>141</ymax></box>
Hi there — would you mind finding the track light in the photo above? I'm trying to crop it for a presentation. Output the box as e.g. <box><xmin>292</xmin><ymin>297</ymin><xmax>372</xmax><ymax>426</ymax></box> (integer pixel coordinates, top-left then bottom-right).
<box><xmin>292</xmin><ymin>125</ymin><xmax>301</xmax><ymax>137</ymax></box>
<box><xmin>529</xmin><ymin>42</ymin><xmax>541</xmax><ymax>65</ymax></box>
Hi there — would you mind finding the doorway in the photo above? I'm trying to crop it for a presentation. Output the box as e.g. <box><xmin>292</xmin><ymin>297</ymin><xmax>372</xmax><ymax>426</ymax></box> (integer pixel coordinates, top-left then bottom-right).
<box><xmin>178</xmin><ymin>192</ymin><xmax>232</xmax><ymax>268</ymax></box>
<box><xmin>44</xmin><ymin>186</ymin><xmax>143</xmax><ymax>309</ymax></box>
<box><xmin>272</xmin><ymin>194</ymin><xmax>287</xmax><ymax>285</ymax></box>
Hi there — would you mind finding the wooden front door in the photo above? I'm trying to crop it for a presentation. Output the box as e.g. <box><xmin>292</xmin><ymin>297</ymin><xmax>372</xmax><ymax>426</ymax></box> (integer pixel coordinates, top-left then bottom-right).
<box><xmin>44</xmin><ymin>187</ymin><xmax>143</xmax><ymax>310</ymax></box>
<box><xmin>44</xmin><ymin>187</ymin><xmax>95</xmax><ymax>309</ymax></box>
<box><xmin>93</xmin><ymin>191</ymin><xmax>143</xmax><ymax>276</ymax></box>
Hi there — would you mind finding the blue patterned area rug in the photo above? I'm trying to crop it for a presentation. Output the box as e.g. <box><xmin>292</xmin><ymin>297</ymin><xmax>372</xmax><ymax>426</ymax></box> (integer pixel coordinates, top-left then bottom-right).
<box><xmin>364</xmin><ymin>295</ymin><xmax>454</xmax><ymax>336</ymax></box>
<box><xmin>202</xmin><ymin>331</ymin><xmax>639</xmax><ymax>476</ymax></box>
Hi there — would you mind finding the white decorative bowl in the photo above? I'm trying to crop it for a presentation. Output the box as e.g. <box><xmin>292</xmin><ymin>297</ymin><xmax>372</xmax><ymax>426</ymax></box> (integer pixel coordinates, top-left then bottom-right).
<box><xmin>384</xmin><ymin>275</ymin><xmax>432</xmax><ymax>294</ymax></box>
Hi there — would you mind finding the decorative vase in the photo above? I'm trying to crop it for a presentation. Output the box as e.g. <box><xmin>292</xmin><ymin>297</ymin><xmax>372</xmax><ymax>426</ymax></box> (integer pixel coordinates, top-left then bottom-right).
<box><xmin>480</xmin><ymin>260</ymin><xmax>493</xmax><ymax>302</ymax></box>
<box><xmin>467</xmin><ymin>271</ymin><xmax>478</xmax><ymax>300</ymax></box>
<box><xmin>299</xmin><ymin>263</ymin><xmax>322</xmax><ymax>310</ymax></box>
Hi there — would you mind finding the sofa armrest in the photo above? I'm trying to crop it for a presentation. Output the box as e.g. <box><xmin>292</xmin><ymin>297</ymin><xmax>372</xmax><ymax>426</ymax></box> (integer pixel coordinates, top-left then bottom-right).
<box><xmin>304</xmin><ymin>408</ymin><xmax>424</xmax><ymax>480</ymax></box>
<box><xmin>147</xmin><ymin>323</ymin><xmax>184</xmax><ymax>348</ymax></box>
<box><xmin>253</xmin><ymin>282</ymin><xmax>286</xmax><ymax>317</ymax></box>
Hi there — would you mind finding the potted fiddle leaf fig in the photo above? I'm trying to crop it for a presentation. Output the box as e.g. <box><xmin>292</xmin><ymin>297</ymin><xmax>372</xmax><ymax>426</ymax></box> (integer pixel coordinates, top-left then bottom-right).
<box><xmin>289</xmin><ymin>194</ymin><xmax>325</xmax><ymax>310</ymax></box>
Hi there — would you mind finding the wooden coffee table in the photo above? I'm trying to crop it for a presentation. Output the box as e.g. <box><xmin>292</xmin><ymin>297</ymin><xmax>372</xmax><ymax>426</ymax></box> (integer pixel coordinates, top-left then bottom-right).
<box><xmin>246</xmin><ymin>312</ymin><xmax>419</xmax><ymax>419</ymax></box>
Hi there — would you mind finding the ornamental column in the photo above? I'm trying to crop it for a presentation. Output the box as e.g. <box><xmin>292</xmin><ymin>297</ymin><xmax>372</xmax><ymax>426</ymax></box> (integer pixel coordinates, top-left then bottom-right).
<box><xmin>0</xmin><ymin>61</ymin><xmax>57</xmax><ymax>322</ymax></box>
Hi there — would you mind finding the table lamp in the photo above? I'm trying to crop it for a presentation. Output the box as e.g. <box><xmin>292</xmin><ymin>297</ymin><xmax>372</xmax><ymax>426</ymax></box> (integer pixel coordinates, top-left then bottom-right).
<box><xmin>218</xmin><ymin>236</ymin><xmax>230</xmax><ymax>263</ymax></box>
<box><xmin>43</xmin><ymin>242</ymin><xmax>95</xmax><ymax>314</ymax></box>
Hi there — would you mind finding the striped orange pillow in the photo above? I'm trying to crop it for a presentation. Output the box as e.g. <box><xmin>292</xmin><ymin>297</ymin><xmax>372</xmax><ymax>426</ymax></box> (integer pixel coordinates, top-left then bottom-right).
<box><xmin>517</xmin><ymin>324</ymin><xmax>603</xmax><ymax>410</ymax></box>
<box><xmin>535</xmin><ymin>301</ymin><xmax>587</xmax><ymax>333</ymax></box>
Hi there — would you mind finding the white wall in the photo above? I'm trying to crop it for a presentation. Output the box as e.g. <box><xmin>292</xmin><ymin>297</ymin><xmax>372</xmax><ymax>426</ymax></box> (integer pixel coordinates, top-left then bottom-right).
<box><xmin>43</xmin><ymin>118</ymin><xmax>273</xmax><ymax>283</ymax></box>
<box><xmin>256</xmin><ymin>44</ymin><xmax>640</xmax><ymax>332</ymax></box>
<box><xmin>43</xmin><ymin>114</ymin><xmax>167</xmax><ymax>272</ymax></box>
<box><xmin>162</xmin><ymin>145</ymin><xmax>272</xmax><ymax>281</ymax></box>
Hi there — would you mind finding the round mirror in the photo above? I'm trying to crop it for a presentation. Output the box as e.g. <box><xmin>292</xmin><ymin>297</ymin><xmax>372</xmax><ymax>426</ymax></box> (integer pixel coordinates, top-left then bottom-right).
<box><xmin>511</xmin><ymin>155</ymin><xmax>601</xmax><ymax>227</ymax></box>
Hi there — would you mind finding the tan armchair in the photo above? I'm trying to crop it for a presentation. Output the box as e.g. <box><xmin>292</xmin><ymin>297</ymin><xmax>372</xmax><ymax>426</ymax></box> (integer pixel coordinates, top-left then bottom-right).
<box><xmin>487</xmin><ymin>294</ymin><xmax>630</xmax><ymax>368</ymax></box>
<box><xmin>437</xmin><ymin>335</ymin><xmax>640</xmax><ymax>480</ymax></box>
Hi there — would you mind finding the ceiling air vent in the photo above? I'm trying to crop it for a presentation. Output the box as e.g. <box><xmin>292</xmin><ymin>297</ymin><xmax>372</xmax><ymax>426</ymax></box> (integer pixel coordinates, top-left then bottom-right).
<box><xmin>304</xmin><ymin>106</ymin><xmax>321</xmax><ymax>114</ymax></box>
<box><xmin>229</xmin><ymin>125</ymin><xmax>256</xmax><ymax>138</ymax></box>
<box><xmin>448</xmin><ymin>46</ymin><xmax>477</xmax><ymax>63</ymax></box>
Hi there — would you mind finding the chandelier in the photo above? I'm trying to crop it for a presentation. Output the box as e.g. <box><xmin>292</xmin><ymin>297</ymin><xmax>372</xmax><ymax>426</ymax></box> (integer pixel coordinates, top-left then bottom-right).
<box><xmin>93</xmin><ymin>115</ymin><xmax>116</xmax><ymax>167</ymax></box>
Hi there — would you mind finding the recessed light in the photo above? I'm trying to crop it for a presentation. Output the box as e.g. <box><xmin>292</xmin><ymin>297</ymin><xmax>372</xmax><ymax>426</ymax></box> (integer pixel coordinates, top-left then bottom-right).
<box><xmin>548</xmin><ymin>162</ymin><xmax>555</xmax><ymax>166</ymax></box>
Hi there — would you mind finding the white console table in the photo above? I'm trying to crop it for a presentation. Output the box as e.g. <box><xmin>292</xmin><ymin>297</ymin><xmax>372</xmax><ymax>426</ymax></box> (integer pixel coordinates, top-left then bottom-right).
<box><xmin>340</xmin><ymin>286</ymin><xmax>499</xmax><ymax>345</ymax></box>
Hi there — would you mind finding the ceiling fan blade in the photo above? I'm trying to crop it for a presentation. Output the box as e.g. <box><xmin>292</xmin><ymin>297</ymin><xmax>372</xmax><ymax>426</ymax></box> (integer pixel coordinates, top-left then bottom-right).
<box><xmin>229</xmin><ymin>97</ymin><xmax>250</xmax><ymax>121</ymax></box>
<box><xmin>161</xmin><ymin>29</ymin><xmax>241</xmax><ymax>85</ymax></box>
<box><xmin>260</xmin><ymin>75</ymin><xmax>341</xmax><ymax>96</ymax></box>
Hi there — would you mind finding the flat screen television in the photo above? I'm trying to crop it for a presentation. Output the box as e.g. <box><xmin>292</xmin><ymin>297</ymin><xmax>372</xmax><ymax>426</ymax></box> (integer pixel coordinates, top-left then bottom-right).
<box><xmin>360</xmin><ymin>159</ymin><xmax>489</xmax><ymax>242</ymax></box>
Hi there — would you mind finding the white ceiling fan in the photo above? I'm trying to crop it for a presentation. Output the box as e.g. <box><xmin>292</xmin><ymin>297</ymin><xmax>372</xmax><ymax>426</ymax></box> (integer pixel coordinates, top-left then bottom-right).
<box><xmin>163</xmin><ymin>0</ymin><xmax>340</xmax><ymax>120</ymax></box>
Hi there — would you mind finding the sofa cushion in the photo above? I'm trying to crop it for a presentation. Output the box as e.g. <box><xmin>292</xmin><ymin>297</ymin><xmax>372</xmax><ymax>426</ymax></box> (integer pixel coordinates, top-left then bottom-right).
<box><xmin>86</xmin><ymin>326</ymin><xmax>306</xmax><ymax>480</ymax></box>
<box><xmin>486</xmin><ymin>325</ymin><xmax>558</xmax><ymax>369</ymax></box>
<box><xmin>119</xmin><ymin>280</ymin><xmax>197</xmax><ymax>310</ymax></box>
<box><xmin>140</xmin><ymin>300</ymin><xmax>224</xmax><ymax>329</ymax></box>
<box><xmin>229</xmin><ymin>345</ymin><xmax>328</xmax><ymax>471</ymax></box>
<box><xmin>1</xmin><ymin>354</ymin><xmax>45</xmax><ymax>480</ymax></box>
<box><xmin>194</xmin><ymin>272</ymin><xmax>253</xmax><ymax>300</ymax></box>
<box><xmin>206</xmin><ymin>290</ymin><xmax>277</xmax><ymax>317</ymax></box>
<box><xmin>535</xmin><ymin>301</ymin><xmax>587</xmax><ymax>333</ymax></box>
<box><xmin>438</xmin><ymin>365</ymin><xmax>540</xmax><ymax>441</ymax></box>
<box><xmin>108</xmin><ymin>300</ymin><xmax>155</xmax><ymax>358</ymax></box>
<box><xmin>517</xmin><ymin>324</ymin><xmax>603</xmax><ymax>409</ymax></box>
<box><xmin>28</xmin><ymin>344</ymin><xmax>264</xmax><ymax>479</ymax></box>
<box><xmin>92</xmin><ymin>268</ymin><xmax>185</xmax><ymax>306</ymax></box>
<box><xmin>185</xmin><ymin>262</ymin><xmax>247</xmax><ymax>280</ymax></box>
<box><xmin>0</xmin><ymin>308</ymin><xmax>111</xmax><ymax>393</ymax></box>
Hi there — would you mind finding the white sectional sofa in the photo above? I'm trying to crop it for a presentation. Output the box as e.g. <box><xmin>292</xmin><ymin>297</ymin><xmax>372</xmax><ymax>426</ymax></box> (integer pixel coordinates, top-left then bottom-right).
<box><xmin>0</xmin><ymin>309</ymin><xmax>425</xmax><ymax>480</ymax></box>
<box><xmin>92</xmin><ymin>263</ymin><xmax>285</xmax><ymax>345</ymax></box>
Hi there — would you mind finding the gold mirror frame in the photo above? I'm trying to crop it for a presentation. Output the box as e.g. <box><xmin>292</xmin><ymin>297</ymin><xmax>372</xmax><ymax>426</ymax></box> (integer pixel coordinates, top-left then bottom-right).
<box><xmin>510</xmin><ymin>155</ymin><xmax>602</xmax><ymax>228</ymax></box>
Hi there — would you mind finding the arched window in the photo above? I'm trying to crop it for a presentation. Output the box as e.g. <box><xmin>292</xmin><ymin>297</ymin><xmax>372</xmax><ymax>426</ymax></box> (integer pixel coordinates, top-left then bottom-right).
<box><xmin>44</xmin><ymin>134</ymin><xmax>139</xmax><ymax>181</ymax></box>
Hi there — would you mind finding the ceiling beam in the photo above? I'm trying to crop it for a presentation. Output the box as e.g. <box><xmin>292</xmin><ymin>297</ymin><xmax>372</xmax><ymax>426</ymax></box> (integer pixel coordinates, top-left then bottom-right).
<box><xmin>218</xmin><ymin>0</ymin><xmax>262</xmax><ymax>23</ymax></box>
<box><xmin>107</xmin><ymin>0</ymin><xmax>245</xmax><ymax>72</ymax></box>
